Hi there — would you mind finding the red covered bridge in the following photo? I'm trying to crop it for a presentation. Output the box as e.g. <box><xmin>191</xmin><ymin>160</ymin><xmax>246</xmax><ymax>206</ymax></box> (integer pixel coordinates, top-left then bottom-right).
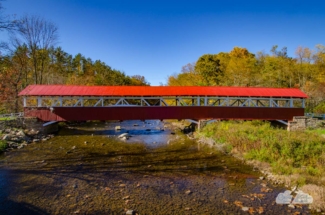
<box><xmin>19</xmin><ymin>85</ymin><xmax>307</xmax><ymax>122</ymax></box>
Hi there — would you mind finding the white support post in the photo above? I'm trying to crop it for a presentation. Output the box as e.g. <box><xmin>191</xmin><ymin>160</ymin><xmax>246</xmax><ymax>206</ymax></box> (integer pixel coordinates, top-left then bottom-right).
<box><xmin>23</xmin><ymin>97</ymin><xmax>27</xmax><ymax>107</ymax></box>
<box><xmin>80</xmin><ymin>97</ymin><xmax>84</xmax><ymax>107</ymax></box>
<box><xmin>37</xmin><ymin>97</ymin><xmax>42</xmax><ymax>107</ymax></box>
<box><xmin>302</xmin><ymin>99</ymin><xmax>305</xmax><ymax>108</ymax></box>
<box><xmin>59</xmin><ymin>97</ymin><xmax>63</xmax><ymax>107</ymax></box>
<box><xmin>197</xmin><ymin>97</ymin><xmax>200</xmax><ymax>106</ymax></box>
<box><xmin>290</xmin><ymin>98</ymin><xmax>293</xmax><ymax>107</ymax></box>
<box><xmin>204</xmin><ymin>96</ymin><xmax>207</xmax><ymax>106</ymax></box>
<box><xmin>141</xmin><ymin>99</ymin><xmax>150</xmax><ymax>106</ymax></box>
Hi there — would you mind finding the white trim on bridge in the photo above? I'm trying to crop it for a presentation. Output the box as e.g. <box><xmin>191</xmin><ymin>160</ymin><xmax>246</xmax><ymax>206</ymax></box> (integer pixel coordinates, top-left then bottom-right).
<box><xmin>23</xmin><ymin>96</ymin><xmax>305</xmax><ymax>109</ymax></box>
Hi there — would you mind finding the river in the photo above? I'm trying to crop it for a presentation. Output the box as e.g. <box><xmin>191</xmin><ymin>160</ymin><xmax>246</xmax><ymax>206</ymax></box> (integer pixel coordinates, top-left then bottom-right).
<box><xmin>0</xmin><ymin>120</ymin><xmax>310</xmax><ymax>214</ymax></box>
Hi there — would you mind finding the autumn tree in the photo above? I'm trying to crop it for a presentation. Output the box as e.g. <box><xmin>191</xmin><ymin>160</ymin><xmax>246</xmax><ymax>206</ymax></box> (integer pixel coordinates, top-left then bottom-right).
<box><xmin>130</xmin><ymin>75</ymin><xmax>150</xmax><ymax>86</ymax></box>
<box><xmin>13</xmin><ymin>15</ymin><xmax>58</xmax><ymax>84</ymax></box>
<box><xmin>0</xmin><ymin>45</ymin><xmax>29</xmax><ymax>112</ymax></box>
<box><xmin>222</xmin><ymin>47</ymin><xmax>256</xmax><ymax>86</ymax></box>
<box><xmin>168</xmin><ymin>63</ymin><xmax>202</xmax><ymax>86</ymax></box>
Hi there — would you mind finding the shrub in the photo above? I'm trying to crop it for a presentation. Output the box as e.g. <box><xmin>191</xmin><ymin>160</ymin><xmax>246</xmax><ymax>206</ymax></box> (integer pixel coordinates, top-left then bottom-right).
<box><xmin>0</xmin><ymin>140</ymin><xmax>8</xmax><ymax>152</ymax></box>
<box><xmin>314</xmin><ymin>101</ymin><xmax>325</xmax><ymax>114</ymax></box>
<box><xmin>200</xmin><ymin>120</ymin><xmax>325</xmax><ymax>179</ymax></box>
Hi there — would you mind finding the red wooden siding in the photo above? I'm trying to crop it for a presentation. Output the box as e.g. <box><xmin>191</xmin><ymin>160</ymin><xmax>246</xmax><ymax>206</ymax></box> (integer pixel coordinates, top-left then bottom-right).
<box><xmin>24</xmin><ymin>107</ymin><xmax>304</xmax><ymax>122</ymax></box>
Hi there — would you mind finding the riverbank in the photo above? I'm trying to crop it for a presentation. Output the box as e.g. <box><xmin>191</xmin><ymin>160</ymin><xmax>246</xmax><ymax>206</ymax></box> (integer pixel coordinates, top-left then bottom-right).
<box><xmin>0</xmin><ymin>127</ymin><xmax>55</xmax><ymax>153</ymax></box>
<box><xmin>196</xmin><ymin>120</ymin><xmax>325</xmax><ymax>212</ymax></box>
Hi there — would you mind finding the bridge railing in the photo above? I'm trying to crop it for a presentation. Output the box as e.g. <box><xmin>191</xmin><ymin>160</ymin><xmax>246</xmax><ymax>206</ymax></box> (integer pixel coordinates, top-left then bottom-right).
<box><xmin>22</xmin><ymin>96</ymin><xmax>306</xmax><ymax>109</ymax></box>
<box><xmin>305</xmin><ymin>113</ymin><xmax>325</xmax><ymax>119</ymax></box>
<box><xmin>0</xmin><ymin>112</ymin><xmax>24</xmax><ymax>119</ymax></box>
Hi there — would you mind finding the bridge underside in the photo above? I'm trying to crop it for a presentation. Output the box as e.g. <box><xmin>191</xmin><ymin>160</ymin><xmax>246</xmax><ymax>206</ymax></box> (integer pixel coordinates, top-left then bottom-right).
<box><xmin>24</xmin><ymin>107</ymin><xmax>304</xmax><ymax>122</ymax></box>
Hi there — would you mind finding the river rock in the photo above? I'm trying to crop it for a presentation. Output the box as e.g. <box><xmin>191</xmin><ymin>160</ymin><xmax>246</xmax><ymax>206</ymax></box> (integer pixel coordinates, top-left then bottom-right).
<box><xmin>185</xmin><ymin>190</ymin><xmax>192</xmax><ymax>195</ymax></box>
<box><xmin>115</xmin><ymin>126</ymin><xmax>121</xmax><ymax>130</ymax></box>
<box><xmin>292</xmin><ymin>190</ymin><xmax>313</xmax><ymax>204</ymax></box>
<box><xmin>276</xmin><ymin>190</ymin><xmax>292</xmax><ymax>204</ymax></box>
<box><xmin>242</xmin><ymin>207</ymin><xmax>249</xmax><ymax>212</ymax></box>
<box><xmin>8</xmin><ymin>142</ymin><xmax>18</xmax><ymax>148</ymax></box>
<box><xmin>123</xmin><ymin>195</ymin><xmax>130</xmax><ymax>200</ymax></box>
<box><xmin>126</xmin><ymin>210</ymin><xmax>134</xmax><ymax>215</ymax></box>
<box><xmin>2</xmin><ymin>134</ymin><xmax>11</xmax><ymax>140</ymax></box>
<box><xmin>5</xmin><ymin>129</ymin><xmax>11</xmax><ymax>133</ymax></box>
<box><xmin>16</xmin><ymin>130</ymin><xmax>26</xmax><ymax>137</ymax></box>
<box><xmin>33</xmin><ymin>139</ymin><xmax>40</xmax><ymax>143</ymax></box>
<box><xmin>118</xmin><ymin>133</ymin><xmax>129</xmax><ymax>139</ymax></box>
<box><xmin>28</xmin><ymin>129</ymin><xmax>39</xmax><ymax>136</ymax></box>
<box><xmin>11</xmin><ymin>137</ymin><xmax>20</xmax><ymax>142</ymax></box>
<box><xmin>121</xmin><ymin>136</ymin><xmax>128</xmax><ymax>141</ymax></box>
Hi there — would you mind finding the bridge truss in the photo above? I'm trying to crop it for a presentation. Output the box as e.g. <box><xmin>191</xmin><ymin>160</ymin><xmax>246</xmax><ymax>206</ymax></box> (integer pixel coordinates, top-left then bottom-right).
<box><xmin>24</xmin><ymin>96</ymin><xmax>305</xmax><ymax>108</ymax></box>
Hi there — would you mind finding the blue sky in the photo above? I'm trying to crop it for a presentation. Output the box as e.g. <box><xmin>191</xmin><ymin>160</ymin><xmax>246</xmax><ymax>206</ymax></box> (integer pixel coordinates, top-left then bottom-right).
<box><xmin>1</xmin><ymin>0</ymin><xmax>325</xmax><ymax>85</ymax></box>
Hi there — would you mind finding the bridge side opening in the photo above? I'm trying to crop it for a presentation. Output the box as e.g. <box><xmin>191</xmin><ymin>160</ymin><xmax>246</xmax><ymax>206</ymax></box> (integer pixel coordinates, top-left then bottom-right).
<box><xmin>23</xmin><ymin>96</ymin><xmax>306</xmax><ymax>108</ymax></box>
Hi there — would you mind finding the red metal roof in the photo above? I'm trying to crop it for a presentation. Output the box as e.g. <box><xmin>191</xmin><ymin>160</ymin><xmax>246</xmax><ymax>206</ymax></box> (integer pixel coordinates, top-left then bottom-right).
<box><xmin>18</xmin><ymin>85</ymin><xmax>308</xmax><ymax>98</ymax></box>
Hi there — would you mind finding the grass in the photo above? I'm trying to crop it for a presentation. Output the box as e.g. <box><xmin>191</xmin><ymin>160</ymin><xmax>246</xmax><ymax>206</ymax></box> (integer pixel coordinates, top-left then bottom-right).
<box><xmin>199</xmin><ymin>120</ymin><xmax>325</xmax><ymax>184</ymax></box>
<box><xmin>199</xmin><ymin>120</ymin><xmax>325</xmax><ymax>210</ymax></box>
<box><xmin>307</xmin><ymin>128</ymin><xmax>325</xmax><ymax>136</ymax></box>
<box><xmin>0</xmin><ymin>116</ymin><xmax>16</xmax><ymax>121</ymax></box>
<box><xmin>0</xmin><ymin>140</ymin><xmax>8</xmax><ymax>152</ymax></box>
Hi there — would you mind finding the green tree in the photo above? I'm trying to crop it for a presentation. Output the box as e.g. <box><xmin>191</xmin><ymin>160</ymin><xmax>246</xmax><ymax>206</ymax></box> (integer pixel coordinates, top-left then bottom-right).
<box><xmin>194</xmin><ymin>54</ymin><xmax>222</xmax><ymax>85</ymax></box>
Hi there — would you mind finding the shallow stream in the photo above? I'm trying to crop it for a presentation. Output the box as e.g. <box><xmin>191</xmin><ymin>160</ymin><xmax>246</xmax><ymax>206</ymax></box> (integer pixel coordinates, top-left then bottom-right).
<box><xmin>0</xmin><ymin>120</ymin><xmax>310</xmax><ymax>214</ymax></box>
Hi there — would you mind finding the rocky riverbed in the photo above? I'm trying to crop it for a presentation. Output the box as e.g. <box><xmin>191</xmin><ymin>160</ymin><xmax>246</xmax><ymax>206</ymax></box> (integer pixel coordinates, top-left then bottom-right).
<box><xmin>0</xmin><ymin>120</ymin><xmax>312</xmax><ymax>214</ymax></box>
<box><xmin>1</xmin><ymin>127</ymin><xmax>54</xmax><ymax>150</ymax></box>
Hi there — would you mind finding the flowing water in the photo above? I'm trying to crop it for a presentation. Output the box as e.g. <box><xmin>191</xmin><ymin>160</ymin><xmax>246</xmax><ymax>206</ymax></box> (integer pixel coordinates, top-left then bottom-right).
<box><xmin>0</xmin><ymin>120</ymin><xmax>310</xmax><ymax>214</ymax></box>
